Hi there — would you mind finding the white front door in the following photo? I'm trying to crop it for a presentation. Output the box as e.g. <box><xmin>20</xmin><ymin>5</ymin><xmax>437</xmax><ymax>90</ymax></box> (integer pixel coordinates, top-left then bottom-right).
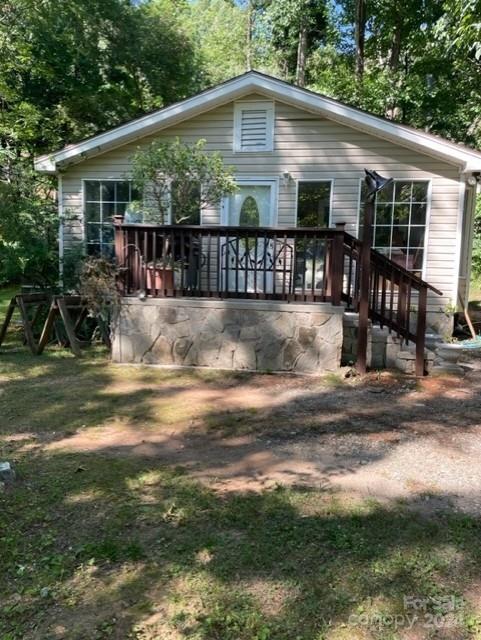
<box><xmin>221</xmin><ymin>180</ymin><xmax>282</xmax><ymax>293</ymax></box>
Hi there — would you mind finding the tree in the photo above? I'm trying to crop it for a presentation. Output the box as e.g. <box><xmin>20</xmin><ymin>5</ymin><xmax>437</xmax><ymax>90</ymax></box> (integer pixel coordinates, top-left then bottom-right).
<box><xmin>177</xmin><ymin>0</ymin><xmax>249</xmax><ymax>85</ymax></box>
<box><xmin>266</xmin><ymin>0</ymin><xmax>328</xmax><ymax>85</ymax></box>
<box><xmin>0</xmin><ymin>0</ymin><xmax>201</xmax><ymax>152</ymax></box>
<box><xmin>0</xmin><ymin>151</ymin><xmax>57</xmax><ymax>286</ymax></box>
<box><xmin>131</xmin><ymin>139</ymin><xmax>237</xmax><ymax>225</ymax></box>
<box><xmin>0</xmin><ymin>0</ymin><xmax>202</xmax><ymax>284</ymax></box>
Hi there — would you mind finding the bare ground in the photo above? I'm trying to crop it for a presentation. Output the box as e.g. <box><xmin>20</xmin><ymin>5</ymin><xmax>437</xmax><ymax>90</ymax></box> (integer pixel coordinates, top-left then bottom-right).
<box><xmin>25</xmin><ymin>358</ymin><xmax>481</xmax><ymax>516</ymax></box>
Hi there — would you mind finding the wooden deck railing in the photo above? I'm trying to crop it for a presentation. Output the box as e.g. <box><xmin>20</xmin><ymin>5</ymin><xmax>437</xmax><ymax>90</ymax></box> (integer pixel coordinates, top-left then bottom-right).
<box><xmin>114</xmin><ymin>219</ymin><xmax>442</xmax><ymax>375</ymax></box>
<box><xmin>114</xmin><ymin>221</ymin><xmax>346</xmax><ymax>304</ymax></box>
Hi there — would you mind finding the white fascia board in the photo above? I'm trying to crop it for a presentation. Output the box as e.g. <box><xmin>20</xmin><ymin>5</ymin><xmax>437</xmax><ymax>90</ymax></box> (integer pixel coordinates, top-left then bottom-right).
<box><xmin>34</xmin><ymin>72</ymin><xmax>481</xmax><ymax>173</ymax></box>
<box><xmin>250</xmin><ymin>77</ymin><xmax>481</xmax><ymax>170</ymax></box>
<box><xmin>34</xmin><ymin>75</ymin><xmax>260</xmax><ymax>172</ymax></box>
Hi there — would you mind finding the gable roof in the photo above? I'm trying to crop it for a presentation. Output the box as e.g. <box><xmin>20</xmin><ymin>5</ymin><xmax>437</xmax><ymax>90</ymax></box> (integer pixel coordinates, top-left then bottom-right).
<box><xmin>35</xmin><ymin>70</ymin><xmax>481</xmax><ymax>173</ymax></box>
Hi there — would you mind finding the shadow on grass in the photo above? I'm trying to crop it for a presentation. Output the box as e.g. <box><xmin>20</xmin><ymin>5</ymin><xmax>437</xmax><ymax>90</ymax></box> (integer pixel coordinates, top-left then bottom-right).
<box><xmin>1</xmin><ymin>348</ymin><xmax>481</xmax><ymax>637</ymax></box>
<box><xmin>2</xmin><ymin>449</ymin><xmax>481</xmax><ymax>639</ymax></box>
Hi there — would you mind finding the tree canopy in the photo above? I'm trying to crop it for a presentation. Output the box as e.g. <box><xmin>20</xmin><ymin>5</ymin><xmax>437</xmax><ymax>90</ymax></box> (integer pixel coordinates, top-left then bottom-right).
<box><xmin>1</xmin><ymin>0</ymin><xmax>481</xmax><ymax>284</ymax></box>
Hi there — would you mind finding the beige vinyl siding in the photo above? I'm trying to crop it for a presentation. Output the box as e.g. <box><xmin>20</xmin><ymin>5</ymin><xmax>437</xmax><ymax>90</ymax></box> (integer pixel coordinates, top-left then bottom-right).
<box><xmin>61</xmin><ymin>94</ymin><xmax>462</xmax><ymax>312</ymax></box>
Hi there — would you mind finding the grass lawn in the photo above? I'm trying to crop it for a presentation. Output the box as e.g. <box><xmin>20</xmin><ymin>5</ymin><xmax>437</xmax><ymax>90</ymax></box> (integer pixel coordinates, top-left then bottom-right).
<box><xmin>1</xmin><ymin>287</ymin><xmax>481</xmax><ymax>639</ymax></box>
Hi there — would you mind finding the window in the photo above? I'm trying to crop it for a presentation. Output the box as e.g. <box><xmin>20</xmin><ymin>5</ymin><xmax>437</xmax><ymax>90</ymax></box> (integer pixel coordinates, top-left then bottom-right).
<box><xmin>234</xmin><ymin>102</ymin><xmax>274</xmax><ymax>152</ymax></box>
<box><xmin>296</xmin><ymin>181</ymin><xmax>332</xmax><ymax>227</ymax></box>
<box><xmin>84</xmin><ymin>180</ymin><xmax>138</xmax><ymax>255</ymax></box>
<box><xmin>358</xmin><ymin>180</ymin><xmax>429</xmax><ymax>275</ymax></box>
<box><xmin>294</xmin><ymin>181</ymin><xmax>332</xmax><ymax>290</ymax></box>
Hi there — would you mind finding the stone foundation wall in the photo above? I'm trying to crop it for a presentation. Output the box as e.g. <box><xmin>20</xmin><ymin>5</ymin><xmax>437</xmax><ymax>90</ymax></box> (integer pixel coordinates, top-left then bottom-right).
<box><xmin>342</xmin><ymin>311</ymin><xmax>435</xmax><ymax>372</ymax></box>
<box><xmin>112</xmin><ymin>298</ymin><xmax>344</xmax><ymax>374</ymax></box>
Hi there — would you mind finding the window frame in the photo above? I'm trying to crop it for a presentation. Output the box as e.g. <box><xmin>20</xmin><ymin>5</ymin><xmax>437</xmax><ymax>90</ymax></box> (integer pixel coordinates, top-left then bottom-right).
<box><xmin>82</xmin><ymin>178</ymin><xmax>137</xmax><ymax>255</ymax></box>
<box><xmin>233</xmin><ymin>101</ymin><xmax>275</xmax><ymax>153</ymax></box>
<box><xmin>356</xmin><ymin>177</ymin><xmax>432</xmax><ymax>278</ymax></box>
<box><xmin>295</xmin><ymin>178</ymin><xmax>334</xmax><ymax>228</ymax></box>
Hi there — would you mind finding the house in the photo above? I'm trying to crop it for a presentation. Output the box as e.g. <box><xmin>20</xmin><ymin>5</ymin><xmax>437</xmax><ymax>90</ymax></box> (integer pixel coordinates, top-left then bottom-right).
<box><xmin>34</xmin><ymin>71</ymin><xmax>481</xmax><ymax>375</ymax></box>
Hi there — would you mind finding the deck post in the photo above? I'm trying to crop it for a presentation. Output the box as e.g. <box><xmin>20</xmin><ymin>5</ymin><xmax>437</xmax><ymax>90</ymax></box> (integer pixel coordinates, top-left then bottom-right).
<box><xmin>415</xmin><ymin>286</ymin><xmax>428</xmax><ymax>376</ymax></box>
<box><xmin>329</xmin><ymin>223</ymin><xmax>345</xmax><ymax>306</ymax></box>
<box><xmin>356</xmin><ymin>197</ymin><xmax>374</xmax><ymax>373</ymax></box>
<box><xmin>113</xmin><ymin>215</ymin><xmax>125</xmax><ymax>295</ymax></box>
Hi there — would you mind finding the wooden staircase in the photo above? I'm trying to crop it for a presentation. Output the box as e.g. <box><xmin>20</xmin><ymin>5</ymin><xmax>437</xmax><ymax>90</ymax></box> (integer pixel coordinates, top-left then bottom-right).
<box><xmin>341</xmin><ymin>231</ymin><xmax>443</xmax><ymax>376</ymax></box>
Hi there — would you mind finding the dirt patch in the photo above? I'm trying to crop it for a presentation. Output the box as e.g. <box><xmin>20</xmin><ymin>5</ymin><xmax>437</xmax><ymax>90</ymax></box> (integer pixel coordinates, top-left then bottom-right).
<box><xmin>9</xmin><ymin>358</ymin><xmax>474</xmax><ymax>516</ymax></box>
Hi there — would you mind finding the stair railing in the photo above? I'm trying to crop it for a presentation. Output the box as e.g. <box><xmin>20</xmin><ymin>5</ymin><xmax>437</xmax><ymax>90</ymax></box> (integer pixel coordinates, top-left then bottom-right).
<box><xmin>342</xmin><ymin>231</ymin><xmax>442</xmax><ymax>376</ymax></box>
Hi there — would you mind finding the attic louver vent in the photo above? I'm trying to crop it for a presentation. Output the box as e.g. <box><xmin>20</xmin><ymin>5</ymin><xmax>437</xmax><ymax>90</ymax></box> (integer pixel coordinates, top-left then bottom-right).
<box><xmin>241</xmin><ymin>110</ymin><xmax>268</xmax><ymax>149</ymax></box>
<box><xmin>234</xmin><ymin>102</ymin><xmax>274</xmax><ymax>152</ymax></box>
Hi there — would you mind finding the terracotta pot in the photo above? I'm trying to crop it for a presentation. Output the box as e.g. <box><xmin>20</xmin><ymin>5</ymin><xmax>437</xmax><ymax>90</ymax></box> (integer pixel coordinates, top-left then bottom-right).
<box><xmin>146</xmin><ymin>266</ymin><xmax>174</xmax><ymax>292</ymax></box>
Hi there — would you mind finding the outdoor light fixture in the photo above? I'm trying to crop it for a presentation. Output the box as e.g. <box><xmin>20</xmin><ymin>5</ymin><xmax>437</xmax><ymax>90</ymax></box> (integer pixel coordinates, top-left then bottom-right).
<box><xmin>467</xmin><ymin>172</ymin><xmax>481</xmax><ymax>186</ymax></box>
<box><xmin>356</xmin><ymin>168</ymin><xmax>393</xmax><ymax>374</ymax></box>
<box><xmin>282</xmin><ymin>170</ymin><xmax>291</xmax><ymax>186</ymax></box>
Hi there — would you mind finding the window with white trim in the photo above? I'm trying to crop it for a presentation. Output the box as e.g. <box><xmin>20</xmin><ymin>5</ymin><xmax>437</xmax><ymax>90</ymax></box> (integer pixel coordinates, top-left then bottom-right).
<box><xmin>84</xmin><ymin>180</ymin><xmax>139</xmax><ymax>255</ymax></box>
<box><xmin>297</xmin><ymin>181</ymin><xmax>332</xmax><ymax>227</ymax></box>
<box><xmin>294</xmin><ymin>181</ymin><xmax>332</xmax><ymax>290</ymax></box>
<box><xmin>234</xmin><ymin>102</ymin><xmax>274</xmax><ymax>152</ymax></box>
<box><xmin>359</xmin><ymin>180</ymin><xmax>429</xmax><ymax>276</ymax></box>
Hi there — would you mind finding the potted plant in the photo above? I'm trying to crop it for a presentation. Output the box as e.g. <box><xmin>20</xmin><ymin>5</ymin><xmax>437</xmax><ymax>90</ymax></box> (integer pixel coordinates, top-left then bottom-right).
<box><xmin>145</xmin><ymin>257</ymin><xmax>177</xmax><ymax>291</ymax></box>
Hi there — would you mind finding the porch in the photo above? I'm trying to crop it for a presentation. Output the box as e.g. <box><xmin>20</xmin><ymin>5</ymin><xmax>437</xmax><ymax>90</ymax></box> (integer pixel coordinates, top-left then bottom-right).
<box><xmin>113</xmin><ymin>219</ymin><xmax>442</xmax><ymax>374</ymax></box>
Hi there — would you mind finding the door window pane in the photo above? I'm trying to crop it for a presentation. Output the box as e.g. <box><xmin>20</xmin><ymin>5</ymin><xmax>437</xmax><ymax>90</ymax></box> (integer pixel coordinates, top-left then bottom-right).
<box><xmin>239</xmin><ymin>196</ymin><xmax>260</xmax><ymax>226</ymax></box>
<box><xmin>228</xmin><ymin>185</ymin><xmax>272</xmax><ymax>226</ymax></box>
<box><xmin>297</xmin><ymin>181</ymin><xmax>331</xmax><ymax>227</ymax></box>
<box><xmin>84</xmin><ymin>180</ymin><xmax>136</xmax><ymax>256</ymax></box>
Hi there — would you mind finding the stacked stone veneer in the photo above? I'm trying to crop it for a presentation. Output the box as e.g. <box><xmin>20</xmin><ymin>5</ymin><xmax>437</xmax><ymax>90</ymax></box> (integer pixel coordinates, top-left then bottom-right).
<box><xmin>112</xmin><ymin>298</ymin><xmax>344</xmax><ymax>374</ymax></box>
<box><xmin>342</xmin><ymin>311</ymin><xmax>435</xmax><ymax>373</ymax></box>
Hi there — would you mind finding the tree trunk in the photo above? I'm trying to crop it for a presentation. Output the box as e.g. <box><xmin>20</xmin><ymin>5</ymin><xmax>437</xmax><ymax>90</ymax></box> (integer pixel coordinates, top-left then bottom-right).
<box><xmin>389</xmin><ymin>12</ymin><xmax>402</xmax><ymax>71</ymax></box>
<box><xmin>296</xmin><ymin>19</ymin><xmax>308</xmax><ymax>86</ymax></box>
<box><xmin>246</xmin><ymin>1</ymin><xmax>253</xmax><ymax>71</ymax></box>
<box><xmin>354</xmin><ymin>0</ymin><xmax>366</xmax><ymax>82</ymax></box>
